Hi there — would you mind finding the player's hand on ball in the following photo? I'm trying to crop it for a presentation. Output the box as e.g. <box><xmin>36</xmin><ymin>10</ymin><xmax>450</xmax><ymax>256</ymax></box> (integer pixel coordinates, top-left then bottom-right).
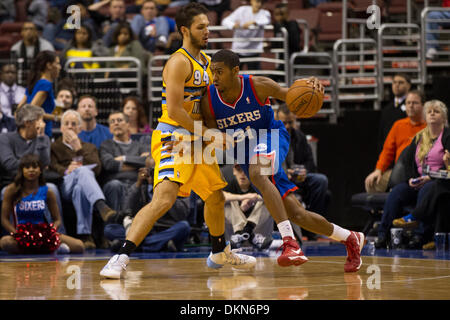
<box><xmin>305</xmin><ymin>77</ymin><xmax>324</xmax><ymax>95</ymax></box>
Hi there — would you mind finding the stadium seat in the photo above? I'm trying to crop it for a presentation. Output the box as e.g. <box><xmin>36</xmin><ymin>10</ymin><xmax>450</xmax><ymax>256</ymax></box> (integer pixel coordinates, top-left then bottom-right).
<box><xmin>317</xmin><ymin>11</ymin><xmax>343</xmax><ymax>43</ymax></box>
<box><xmin>0</xmin><ymin>22</ymin><xmax>23</xmax><ymax>44</ymax></box>
<box><xmin>316</xmin><ymin>1</ymin><xmax>345</xmax><ymax>13</ymax></box>
<box><xmin>15</xmin><ymin>0</ymin><xmax>27</xmax><ymax>22</ymax></box>
<box><xmin>0</xmin><ymin>36</ymin><xmax>13</xmax><ymax>59</ymax></box>
<box><xmin>387</xmin><ymin>0</ymin><xmax>407</xmax><ymax>15</ymax></box>
<box><xmin>351</xmin><ymin>146</ymin><xmax>409</xmax><ymax>235</ymax></box>
<box><xmin>289</xmin><ymin>8</ymin><xmax>320</xmax><ymax>32</ymax></box>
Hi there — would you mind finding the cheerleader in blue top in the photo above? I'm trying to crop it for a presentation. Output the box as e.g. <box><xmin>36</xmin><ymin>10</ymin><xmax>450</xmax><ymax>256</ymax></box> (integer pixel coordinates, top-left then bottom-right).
<box><xmin>17</xmin><ymin>51</ymin><xmax>62</xmax><ymax>137</ymax></box>
<box><xmin>0</xmin><ymin>154</ymin><xmax>84</xmax><ymax>254</ymax></box>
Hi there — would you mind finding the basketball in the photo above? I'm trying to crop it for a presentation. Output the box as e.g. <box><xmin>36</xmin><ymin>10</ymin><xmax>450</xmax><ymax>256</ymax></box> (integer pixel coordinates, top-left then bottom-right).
<box><xmin>286</xmin><ymin>79</ymin><xmax>324</xmax><ymax>118</ymax></box>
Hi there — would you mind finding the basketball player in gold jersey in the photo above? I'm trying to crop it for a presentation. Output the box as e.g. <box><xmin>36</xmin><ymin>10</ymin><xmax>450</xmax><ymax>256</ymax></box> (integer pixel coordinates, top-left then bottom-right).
<box><xmin>100</xmin><ymin>3</ymin><xmax>256</xmax><ymax>279</ymax></box>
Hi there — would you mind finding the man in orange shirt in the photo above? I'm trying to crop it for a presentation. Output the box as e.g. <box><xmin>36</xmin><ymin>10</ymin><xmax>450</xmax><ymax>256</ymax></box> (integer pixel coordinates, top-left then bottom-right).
<box><xmin>365</xmin><ymin>90</ymin><xmax>426</xmax><ymax>193</ymax></box>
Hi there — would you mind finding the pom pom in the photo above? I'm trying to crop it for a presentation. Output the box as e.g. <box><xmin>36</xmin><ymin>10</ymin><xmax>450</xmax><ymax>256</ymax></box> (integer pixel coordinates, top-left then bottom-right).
<box><xmin>14</xmin><ymin>223</ymin><xmax>60</xmax><ymax>254</ymax></box>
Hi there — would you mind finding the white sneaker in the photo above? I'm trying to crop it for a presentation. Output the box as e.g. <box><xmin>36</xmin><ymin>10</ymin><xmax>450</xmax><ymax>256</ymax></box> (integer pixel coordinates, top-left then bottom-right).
<box><xmin>100</xmin><ymin>254</ymin><xmax>129</xmax><ymax>279</ymax></box>
<box><xmin>206</xmin><ymin>244</ymin><xmax>256</xmax><ymax>270</ymax></box>
<box><xmin>56</xmin><ymin>243</ymin><xmax>70</xmax><ymax>254</ymax></box>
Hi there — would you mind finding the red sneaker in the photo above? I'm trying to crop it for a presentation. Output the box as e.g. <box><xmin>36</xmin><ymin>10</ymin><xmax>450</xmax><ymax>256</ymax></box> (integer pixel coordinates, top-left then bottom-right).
<box><xmin>342</xmin><ymin>231</ymin><xmax>365</xmax><ymax>272</ymax></box>
<box><xmin>277</xmin><ymin>236</ymin><xmax>308</xmax><ymax>267</ymax></box>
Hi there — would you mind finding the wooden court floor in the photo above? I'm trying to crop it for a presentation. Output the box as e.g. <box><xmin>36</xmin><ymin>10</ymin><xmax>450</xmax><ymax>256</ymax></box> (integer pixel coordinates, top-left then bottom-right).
<box><xmin>1</xmin><ymin>255</ymin><xmax>450</xmax><ymax>300</ymax></box>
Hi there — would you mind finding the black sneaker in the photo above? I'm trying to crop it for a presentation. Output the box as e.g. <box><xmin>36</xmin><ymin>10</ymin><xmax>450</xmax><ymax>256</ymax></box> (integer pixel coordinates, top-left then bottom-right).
<box><xmin>251</xmin><ymin>233</ymin><xmax>273</xmax><ymax>250</ymax></box>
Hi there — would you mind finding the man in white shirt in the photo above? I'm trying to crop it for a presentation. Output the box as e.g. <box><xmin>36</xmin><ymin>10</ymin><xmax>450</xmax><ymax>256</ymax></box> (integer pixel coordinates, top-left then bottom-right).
<box><xmin>0</xmin><ymin>63</ymin><xmax>26</xmax><ymax>117</ymax></box>
<box><xmin>221</xmin><ymin>0</ymin><xmax>271</xmax><ymax>71</ymax></box>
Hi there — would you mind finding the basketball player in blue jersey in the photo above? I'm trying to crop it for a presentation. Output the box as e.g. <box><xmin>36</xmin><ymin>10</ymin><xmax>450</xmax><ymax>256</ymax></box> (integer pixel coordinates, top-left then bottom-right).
<box><xmin>201</xmin><ymin>49</ymin><xmax>365</xmax><ymax>272</ymax></box>
<box><xmin>101</xmin><ymin>4</ymin><xmax>255</xmax><ymax>279</ymax></box>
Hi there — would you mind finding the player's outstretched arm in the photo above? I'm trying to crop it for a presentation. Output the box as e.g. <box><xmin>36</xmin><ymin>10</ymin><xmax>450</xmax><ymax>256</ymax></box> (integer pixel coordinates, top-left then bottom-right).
<box><xmin>251</xmin><ymin>76</ymin><xmax>288</xmax><ymax>102</ymax></box>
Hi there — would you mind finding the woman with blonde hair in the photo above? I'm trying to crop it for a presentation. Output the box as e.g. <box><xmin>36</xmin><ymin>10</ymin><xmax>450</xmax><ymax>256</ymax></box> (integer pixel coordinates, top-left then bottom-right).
<box><xmin>375</xmin><ymin>99</ymin><xmax>450</xmax><ymax>249</ymax></box>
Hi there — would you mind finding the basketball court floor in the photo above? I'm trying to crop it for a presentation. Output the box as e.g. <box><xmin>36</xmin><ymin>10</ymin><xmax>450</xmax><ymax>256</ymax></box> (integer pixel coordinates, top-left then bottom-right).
<box><xmin>1</xmin><ymin>240</ymin><xmax>450</xmax><ymax>300</ymax></box>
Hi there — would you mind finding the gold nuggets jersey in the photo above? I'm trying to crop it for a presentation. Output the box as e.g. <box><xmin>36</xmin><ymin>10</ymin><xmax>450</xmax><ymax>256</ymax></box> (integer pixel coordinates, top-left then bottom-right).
<box><xmin>158</xmin><ymin>47</ymin><xmax>212</xmax><ymax>126</ymax></box>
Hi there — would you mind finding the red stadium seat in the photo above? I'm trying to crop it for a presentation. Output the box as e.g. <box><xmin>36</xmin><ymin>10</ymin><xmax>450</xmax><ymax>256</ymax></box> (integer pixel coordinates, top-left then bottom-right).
<box><xmin>317</xmin><ymin>11</ymin><xmax>342</xmax><ymax>42</ymax></box>
<box><xmin>316</xmin><ymin>1</ymin><xmax>345</xmax><ymax>13</ymax></box>
<box><xmin>290</xmin><ymin>8</ymin><xmax>320</xmax><ymax>31</ymax></box>
<box><xmin>15</xmin><ymin>0</ymin><xmax>27</xmax><ymax>22</ymax></box>
<box><xmin>0</xmin><ymin>36</ymin><xmax>13</xmax><ymax>58</ymax></box>
<box><xmin>387</xmin><ymin>0</ymin><xmax>407</xmax><ymax>15</ymax></box>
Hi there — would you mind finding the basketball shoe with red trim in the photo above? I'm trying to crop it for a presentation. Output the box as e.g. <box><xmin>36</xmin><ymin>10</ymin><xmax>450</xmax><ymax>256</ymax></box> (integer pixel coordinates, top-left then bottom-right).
<box><xmin>342</xmin><ymin>231</ymin><xmax>365</xmax><ymax>272</ymax></box>
<box><xmin>277</xmin><ymin>236</ymin><xmax>308</xmax><ymax>267</ymax></box>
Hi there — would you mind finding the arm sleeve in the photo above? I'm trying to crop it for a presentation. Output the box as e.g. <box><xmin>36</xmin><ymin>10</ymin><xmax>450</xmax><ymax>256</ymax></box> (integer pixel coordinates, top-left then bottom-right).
<box><xmin>99</xmin><ymin>140</ymin><xmax>121</xmax><ymax>173</ymax></box>
<box><xmin>221</xmin><ymin>7</ymin><xmax>241</xmax><ymax>29</ymax></box>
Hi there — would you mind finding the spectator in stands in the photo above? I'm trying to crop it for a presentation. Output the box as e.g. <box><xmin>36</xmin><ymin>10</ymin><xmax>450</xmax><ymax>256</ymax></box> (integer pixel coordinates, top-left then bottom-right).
<box><xmin>107</xmin><ymin>22</ymin><xmax>150</xmax><ymax>76</ymax></box>
<box><xmin>273</xmin><ymin>2</ymin><xmax>301</xmax><ymax>56</ymax></box>
<box><xmin>10</xmin><ymin>22</ymin><xmax>55</xmax><ymax>70</ymax></box>
<box><xmin>0</xmin><ymin>63</ymin><xmax>26</xmax><ymax>118</ymax></box>
<box><xmin>221</xmin><ymin>0</ymin><xmax>271</xmax><ymax>71</ymax></box>
<box><xmin>100</xmin><ymin>111</ymin><xmax>147</xmax><ymax>212</ymax></box>
<box><xmin>50</xmin><ymin>109</ymin><xmax>117</xmax><ymax>249</ymax></box>
<box><xmin>76</xmin><ymin>95</ymin><xmax>113</xmax><ymax>149</ymax></box>
<box><xmin>61</xmin><ymin>24</ymin><xmax>109</xmax><ymax>70</ymax></box>
<box><xmin>16</xmin><ymin>50</ymin><xmax>61</xmax><ymax>138</ymax></box>
<box><xmin>122</xmin><ymin>96</ymin><xmax>152</xmax><ymax>135</ymax></box>
<box><xmin>56</xmin><ymin>78</ymin><xmax>77</xmax><ymax>111</ymax></box>
<box><xmin>53</xmin><ymin>81</ymin><xmax>78</xmax><ymax>130</ymax></box>
<box><xmin>0</xmin><ymin>154</ymin><xmax>85</xmax><ymax>254</ymax></box>
<box><xmin>0</xmin><ymin>105</ymin><xmax>64</xmax><ymax>234</ymax></box>
<box><xmin>197</xmin><ymin>0</ymin><xmax>231</xmax><ymax>25</ymax></box>
<box><xmin>425</xmin><ymin>0</ymin><xmax>450</xmax><ymax>60</ymax></box>
<box><xmin>276</xmin><ymin>104</ymin><xmax>330</xmax><ymax>239</ymax></box>
<box><xmin>130</xmin><ymin>0</ymin><xmax>171</xmax><ymax>53</ymax></box>
<box><xmin>375</xmin><ymin>100</ymin><xmax>449</xmax><ymax>249</ymax></box>
<box><xmin>365</xmin><ymin>90</ymin><xmax>427</xmax><ymax>193</ymax></box>
<box><xmin>223</xmin><ymin>164</ymin><xmax>273</xmax><ymax>250</ymax></box>
<box><xmin>0</xmin><ymin>0</ymin><xmax>15</xmax><ymax>23</ymax></box>
<box><xmin>89</xmin><ymin>0</ymin><xmax>128</xmax><ymax>48</ymax></box>
<box><xmin>377</xmin><ymin>73</ymin><xmax>411</xmax><ymax>154</ymax></box>
<box><xmin>104</xmin><ymin>155</ymin><xmax>191</xmax><ymax>252</ymax></box>
<box><xmin>26</xmin><ymin>0</ymin><xmax>48</xmax><ymax>31</ymax></box>
<box><xmin>0</xmin><ymin>109</ymin><xmax>15</xmax><ymax>133</ymax></box>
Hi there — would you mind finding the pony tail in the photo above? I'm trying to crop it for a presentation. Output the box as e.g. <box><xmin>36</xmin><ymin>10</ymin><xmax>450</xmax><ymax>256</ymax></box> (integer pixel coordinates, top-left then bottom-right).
<box><xmin>417</xmin><ymin>127</ymin><xmax>433</xmax><ymax>164</ymax></box>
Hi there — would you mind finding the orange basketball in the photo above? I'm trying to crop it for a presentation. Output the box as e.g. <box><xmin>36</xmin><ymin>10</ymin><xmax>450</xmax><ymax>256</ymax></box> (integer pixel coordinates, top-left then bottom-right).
<box><xmin>286</xmin><ymin>79</ymin><xmax>324</xmax><ymax>118</ymax></box>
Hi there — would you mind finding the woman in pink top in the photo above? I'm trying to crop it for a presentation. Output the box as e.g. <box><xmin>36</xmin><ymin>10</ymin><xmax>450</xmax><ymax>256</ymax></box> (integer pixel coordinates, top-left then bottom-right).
<box><xmin>375</xmin><ymin>100</ymin><xmax>450</xmax><ymax>249</ymax></box>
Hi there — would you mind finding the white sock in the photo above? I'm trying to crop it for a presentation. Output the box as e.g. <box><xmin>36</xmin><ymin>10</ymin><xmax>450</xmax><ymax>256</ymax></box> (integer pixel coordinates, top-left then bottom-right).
<box><xmin>329</xmin><ymin>224</ymin><xmax>351</xmax><ymax>241</ymax></box>
<box><xmin>277</xmin><ymin>220</ymin><xmax>295</xmax><ymax>239</ymax></box>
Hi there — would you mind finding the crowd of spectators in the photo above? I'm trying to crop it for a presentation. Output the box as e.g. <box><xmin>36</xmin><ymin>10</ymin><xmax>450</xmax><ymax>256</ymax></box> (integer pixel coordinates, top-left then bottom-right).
<box><xmin>0</xmin><ymin>0</ymin><xmax>449</xmax><ymax>254</ymax></box>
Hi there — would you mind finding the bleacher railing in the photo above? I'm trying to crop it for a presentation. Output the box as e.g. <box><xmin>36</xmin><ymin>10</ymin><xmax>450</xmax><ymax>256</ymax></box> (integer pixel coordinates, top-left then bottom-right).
<box><xmin>64</xmin><ymin>57</ymin><xmax>143</xmax><ymax>97</ymax></box>
<box><xmin>377</xmin><ymin>23</ymin><xmax>423</xmax><ymax>100</ymax></box>
<box><xmin>332</xmin><ymin>38</ymin><xmax>380</xmax><ymax>114</ymax></box>
<box><xmin>147</xmin><ymin>25</ymin><xmax>289</xmax><ymax>127</ymax></box>
<box><xmin>289</xmin><ymin>52</ymin><xmax>337</xmax><ymax>123</ymax></box>
<box><xmin>420</xmin><ymin>7</ymin><xmax>450</xmax><ymax>84</ymax></box>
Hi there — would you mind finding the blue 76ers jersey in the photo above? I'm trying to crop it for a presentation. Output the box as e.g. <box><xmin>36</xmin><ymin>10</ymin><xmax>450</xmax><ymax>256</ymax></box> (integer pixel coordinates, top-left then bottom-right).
<box><xmin>207</xmin><ymin>74</ymin><xmax>278</xmax><ymax>134</ymax></box>
<box><xmin>207</xmin><ymin>74</ymin><xmax>298</xmax><ymax>199</ymax></box>
<box><xmin>15</xmin><ymin>185</ymin><xmax>48</xmax><ymax>225</ymax></box>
